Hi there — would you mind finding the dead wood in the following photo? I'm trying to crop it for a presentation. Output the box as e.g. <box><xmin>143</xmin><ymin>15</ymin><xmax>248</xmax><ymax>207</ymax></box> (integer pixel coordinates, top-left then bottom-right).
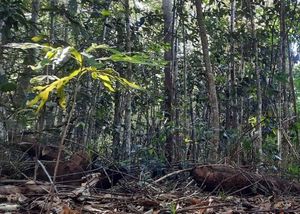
<box><xmin>191</xmin><ymin>164</ymin><xmax>300</xmax><ymax>195</ymax></box>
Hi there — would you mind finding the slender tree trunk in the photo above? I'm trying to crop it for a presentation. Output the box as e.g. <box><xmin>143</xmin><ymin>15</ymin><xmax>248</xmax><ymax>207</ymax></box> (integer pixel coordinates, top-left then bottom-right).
<box><xmin>162</xmin><ymin>0</ymin><xmax>174</xmax><ymax>163</ymax></box>
<box><xmin>287</xmin><ymin>36</ymin><xmax>300</xmax><ymax>148</ymax></box>
<box><xmin>229</xmin><ymin>0</ymin><xmax>238</xmax><ymax>130</ymax></box>
<box><xmin>50</xmin><ymin>0</ymin><xmax>56</xmax><ymax>42</ymax></box>
<box><xmin>123</xmin><ymin>0</ymin><xmax>132</xmax><ymax>159</ymax></box>
<box><xmin>112</xmin><ymin>88</ymin><xmax>123</xmax><ymax>160</ymax></box>
<box><xmin>182</xmin><ymin>15</ymin><xmax>189</xmax><ymax>160</ymax></box>
<box><xmin>0</xmin><ymin>15</ymin><xmax>7</xmax><ymax>140</ymax></box>
<box><xmin>194</xmin><ymin>0</ymin><xmax>220</xmax><ymax>162</ymax></box>
<box><xmin>249</xmin><ymin>0</ymin><xmax>263</xmax><ymax>162</ymax></box>
<box><xmin>278</xmin><ymin>0</ymin><xmax>286</xmax><ymax>166</ymax></box>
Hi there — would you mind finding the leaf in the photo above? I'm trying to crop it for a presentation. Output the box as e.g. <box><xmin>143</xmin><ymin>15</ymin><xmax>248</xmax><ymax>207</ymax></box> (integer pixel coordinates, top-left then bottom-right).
<box><xmin>27</xmin><ymin>68</ymin><xmax>83</xmax><ymax>112</ymax></box>
<box><xmin>120</xmin><ymin>78</ymin><xmax>143</xmax><ymax>90</ymax></box>
<box><xmin>100</xmin><ymin>9</ymin><xmax>111</xmax><ymax>16</ymax></box>
<box><xmin>29</xmin><ymin>58</ymin><xmax>52</xmax><ymax>71</ymax></box>
<box><xmin>27</xmin><ymin>94</ymin><xmax>40</xmax><ymax>107</ymax></box>
<box><xmin>86</xmin><ymin>44</ymin><xmax>111</xmax><ymax>53</ymax></box>
<box><xmin>248</xmin><ymin>116</ymin><xmax>257</xmax><ymax>127</ymax></box>
<box><xmin>91</xmin><ymin>71</ymin><xmax>98</xmax><ymax>79</ymax></box>
<box><xmin>3</xmin><ymin>43</ymin><xmax>46</xmax><ymax>49</ymax></box>
<box><xmin>30</xmin><ymin>75</ymin><xmax>59</xmax><ymax>84</ymax></box>
<box><xmin>57</xmin><ymin>89</ymin><xmax>67</xmax><ymax>110</ymax></box>
<box><xmin>98</xmin><ymin>74</ymin><xmax>110</xmax><ymax>82</ymax></box>
<box><xmin>53</xmin><ymin>47</ymin><xmax>70</xmax><ymax>65</ymax></box>
<box><xmin>45</xmin><ymin>50</ymin><xmax>56</xmax><ymax>60</ymax></box>
<box><xmin>32</xmin><ymin>85</ymin><xmax>48</xmax><ymax>91</ymax></box>
<box><xmin>103</xmin><ymin>81</ymin><xmax>115</xmax><ymax>92</ymax></box>
<box><xmin>31</xmin><ymin>35</ymin><xmax>48</xmax><ymax>42</ymax></box>
<box><xmin>70</xmin><ymin>47</ymin><xmax>83</xmax><ymax>65</ymax></box>
<box><xmin>90</xmin><ymin>71</ymin><xmax>115</xmax><ymax>92</ymax></box>
<box><xmin>99</xmin><ymin>75</ymin><xmax>115</xmax><ymax>92</ymax></box>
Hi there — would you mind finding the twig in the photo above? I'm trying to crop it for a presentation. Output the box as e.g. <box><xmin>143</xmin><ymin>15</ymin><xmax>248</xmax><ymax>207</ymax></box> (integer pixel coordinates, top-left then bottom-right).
<box><xmin>37</xmin><ymin>160</ymin><xmax>57</xmax><ymax>193</ymax></box>
<box><xmin>153</xmin><ymin>168</ymin><xmax>192</xmax><ymax>184</ymax></box>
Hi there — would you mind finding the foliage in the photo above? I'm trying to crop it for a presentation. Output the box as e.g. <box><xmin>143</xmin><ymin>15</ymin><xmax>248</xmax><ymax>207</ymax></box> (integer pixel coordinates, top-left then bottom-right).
<box><xmin>4</xmin><ymin>42</ymin><xmax>160</xmax><ymax>112</ymax></box>
<box><xmin>0</xmin><ymin>0</ymin><xmax>300</xmax><ymax>169</ymax></box>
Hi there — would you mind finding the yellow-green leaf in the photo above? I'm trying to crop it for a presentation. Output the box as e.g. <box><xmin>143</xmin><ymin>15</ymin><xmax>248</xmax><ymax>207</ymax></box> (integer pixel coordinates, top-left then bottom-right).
<box><xmin>27</xmin><ymin>95</ymin><xmax>40</xmax><ymax>107</ymax></box>
<box><xmin>91</xmin><ymin>72</ymin><xmax>98</xmax><ymax>79</ymax></box>
<box><xmin>57</xmin><ymin>88</ymin><xmax>67</xmax><ymax>110</ymax></box>
<box><xmin>71</xmin><ymin>48</ymin><xmax>83</xmax><ymax>65</ymax></box>
<box><xmin>46</xmin><ymin>50</ymin><xmax>56</xmax><ymax>59</ymax></box>
<box><xmin>98</xmin><ymin>74</ymin><xmax>110</xmax><ymax>82</ymax></box>
<box><xmin>31</xmin><ymin>35</ymin><xmax>47</xmax><ymax>42</ymax></box>
<box><xmin>120</xmin><ymin>78</ymin><xmax>143</xmax><ymax>90</ymax></box>
<box><xmin>103</xmin><ymin>82</ymin><xmax>115</xmax><ymax>92</ymax></box>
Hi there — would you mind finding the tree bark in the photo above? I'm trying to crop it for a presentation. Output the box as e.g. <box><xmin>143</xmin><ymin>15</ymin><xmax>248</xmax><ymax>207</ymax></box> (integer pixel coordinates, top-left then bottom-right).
<box><xmin>123</xmin><ymin>0</ymin><xmax>132</xmax><ymax>159</ymax></box>
<box><xmin>194</xmin><ymin>0</ymin><xmax>220</xmax><ymax>161</ymax></box>
<box><xmin>249</xmin><ymin>0</ymin><xmax>263</xmax><ymax>162</ymax></box>
<box><xmin>229</xmin><ymin>0</ymin><xmax>238</xmax><ymax>130</ymax></box>
<box><xmin>162</xmin><ymin>0</ymin><xmax>175</xmax><ymax>163</ymax></box>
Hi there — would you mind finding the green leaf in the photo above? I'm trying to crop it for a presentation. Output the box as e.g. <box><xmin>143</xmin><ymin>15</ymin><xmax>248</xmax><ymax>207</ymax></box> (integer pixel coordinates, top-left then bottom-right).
<box><xmin>100</xmin><ymin>9</ymin><xmax>111</xmax><ymax>16</ymax></box>
<box><xmin>119</xmin><ymin>78</ymin><xmax>143</xmax><ymax>90</ymax></box>
<box><xmin>86</xmin><ymin>44</ymin><xmax>111</xmax><ymax>53</ymax></box>
<box><xmin>248</xmin><ymin>116</ymin><xmax>257</xmax><ymax>127</ymax></box>
<box><xmin>102</xmin><ymin>81</ymin><xmax>115</xmax><ymax>92</ymax></box>
<box><xmin>27</xmin><ymin>94</ymin><xmax>41</xmax><ymax>107</ymax></box>
<box><xmin>57</xmin><ymin>89</ymin><xmax>67</xmax><ymax>110</ymax></box>
<box><xmin>29</xmin><ymin>58</ymin><xmax>52</xmax><ymax>70</ymax></box>
<box><xmin>70</xmin><ymin>47</ymin><xmax>83</xmax><ymax>65</ymax></box>
<box><xmin>31</xmin><ymin>35</ymin><xmax>48</xmax><ymax>42</ymax></box>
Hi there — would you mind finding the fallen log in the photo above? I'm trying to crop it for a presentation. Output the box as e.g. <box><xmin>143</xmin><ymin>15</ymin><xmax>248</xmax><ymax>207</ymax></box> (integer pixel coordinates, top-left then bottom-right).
<box><xmin>191</xmin><ymin>165</ymin><xmax>300</xmax><ymax>195</ymax></box>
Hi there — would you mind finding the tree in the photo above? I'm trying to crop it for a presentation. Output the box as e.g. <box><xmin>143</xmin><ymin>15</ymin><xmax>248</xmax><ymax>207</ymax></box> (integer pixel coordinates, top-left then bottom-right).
<box><xmin>162</xmin><ymin>0</ymin><xmax>175</xmax><ymax>163</ymax></box>
<box><xmin>194</xmin><ymin>0</ymin><xmax>220</xmax><ymax>161</ymax></box>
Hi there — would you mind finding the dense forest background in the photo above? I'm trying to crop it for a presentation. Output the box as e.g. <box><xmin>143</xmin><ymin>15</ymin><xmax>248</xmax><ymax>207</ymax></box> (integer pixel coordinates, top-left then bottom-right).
<box><xmin>1</xmin><ymin>0</ymin><xmax>300</xmax><ymax>178</ymax></box>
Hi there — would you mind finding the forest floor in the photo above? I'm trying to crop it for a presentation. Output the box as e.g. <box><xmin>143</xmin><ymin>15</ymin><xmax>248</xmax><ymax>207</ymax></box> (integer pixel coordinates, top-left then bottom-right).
<box><xmin>1</xmin><ymin>168</ymin><xmax>300</xmax><ymax>214</ymax></box>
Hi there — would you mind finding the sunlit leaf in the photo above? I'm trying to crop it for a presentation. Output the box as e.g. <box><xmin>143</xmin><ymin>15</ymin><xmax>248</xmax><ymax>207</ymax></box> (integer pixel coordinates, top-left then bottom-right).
<box><xmin>30</xmin><ymin>75</ymin><xmax>59</xmax><ymax>84</ymax></box>
<box><xmin>45</xmin><ymin>50</ymin><xmax>56</xmax><ymax>59</ymax></box>
<box><xmin>91</xmin><ymin>71</ymin><xmax>98</xmax><ymax>79</ymax></box>
<box><xmin>70</xmin><ymin>47</ymin><xmax>83</xmax><ymax>65</ymax></box>
<box><xmin>102</xmin><ymin>82</ymin><xmax>115</xmax><ymax>92</ymax></box>
<box><xmin>120</xmin><ymin>78</ymin><xmax>143</xmax><ymax>90</ymax></box>
<box><xmin>3</xmin><ymin>43</ymin><xmax>46</xmax><ymax>49</ymax></box>
<box><xmin>100</xmin><ymin>9</ymin><xmax>111</xmax><ymax>16</ymax></box>
<box><xmin>98</xmin><ymin>74</ymin><xmax>110</xmax><ymax>82</ymax></box>
<box><xmin>29</xmin><ymin>58</ymin><xmax>52</xmax><ymax>71</ymax></box>
<box><xmin>57</xmin><ymin>89</ymin><xmax>67</xmax><ymax>110</ymax></box>
<box><xmin>32</xmin><ymin>85</ymin><xmax>48</xmax><ymax>91</ymax></box>
<box><xmin>248</xmin><ymin>116</ymin><xmax>257</xmax><ymax>128</ymax></box>
<box><xmin>31</xmin><ymin>35</ymin><xmax>48</xmax><ymax>42</ymax></box>
<box><xmin>86</xmin><ymin>44</ymin><xmax>111</xmax><ymax>53</ymax></box>
<box><xmin>27</xmin><ymin>95</ymin><xmax>40</xmax><ymax>107</ymax></box>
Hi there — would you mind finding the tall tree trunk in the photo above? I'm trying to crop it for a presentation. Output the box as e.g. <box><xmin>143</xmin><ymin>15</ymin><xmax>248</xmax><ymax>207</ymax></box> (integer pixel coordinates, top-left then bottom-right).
<box><xmin>278</xmin><ymin>0</ymin><xmax>287</xmax><ymax>166</ymax></box>
<box><xmin>0</xmin><ymin>14</ymin><xmax>7</xmax><ymax>141</ymax></box>
<box><xmin>249</xmin><ymin>0</ymin><xmax>263</xmax><ymax>162</ymax></box>
<box><xmin>162</xmin><ymin>0</ymin><xmax>174</xmax><ymax>163</ymax></box>
<box><xmin>194</xmin><ymin>0</ymin><xmax>220</xmax><ymax>161</ymax></box>
<box><xmin>182</xmin><ymin>13</ymin><xmax>189</xmax><ymax>160</ymax></box>
<box><xmin>50</xmin><ymin>0</ymin><xmax>57</xmax><ymax>42</ymax></box>
<box><xmin>287</xmin><ymin>36</ymin><xmax>300</xmax><ymax>148</ymax></box>
<box><xmin>123</xmin><ymin>0</ymin><xmax>132</xmax><ymax>159</ymax></box>
<box><xmin>229</xmin><ymin>0</ymin><xmax>238</xmax><ymax>130</ymax></box>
